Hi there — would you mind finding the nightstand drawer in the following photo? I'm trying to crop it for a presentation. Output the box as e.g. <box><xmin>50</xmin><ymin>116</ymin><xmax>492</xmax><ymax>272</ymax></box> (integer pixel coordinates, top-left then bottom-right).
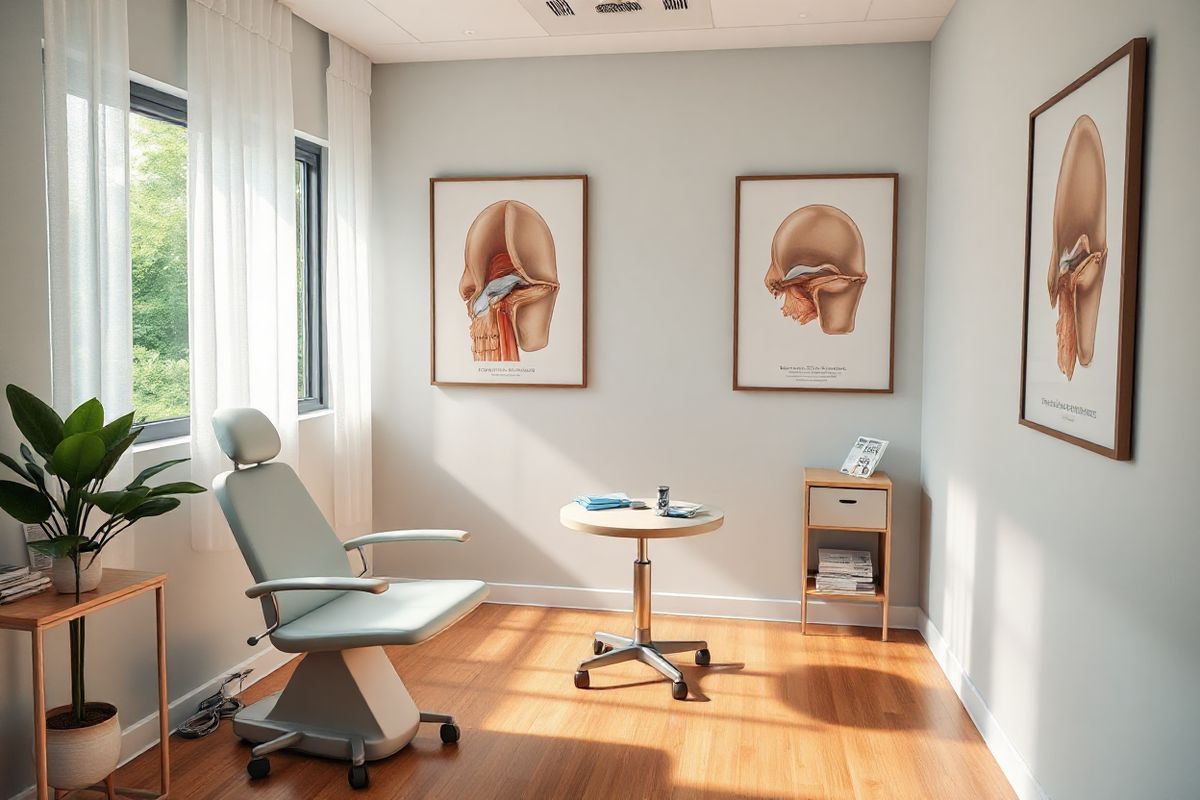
<box><xmin>808</xmin><ymin>487</ymin><xmax>888</xmax><ymax>529</ymax></box>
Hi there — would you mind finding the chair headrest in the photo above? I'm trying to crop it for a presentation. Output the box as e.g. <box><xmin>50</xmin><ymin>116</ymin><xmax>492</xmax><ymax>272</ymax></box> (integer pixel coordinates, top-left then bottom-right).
<box><xmin>212</xmin><ymin>408</ymin><xmax>281</xmax><ymax>466</ymax></box>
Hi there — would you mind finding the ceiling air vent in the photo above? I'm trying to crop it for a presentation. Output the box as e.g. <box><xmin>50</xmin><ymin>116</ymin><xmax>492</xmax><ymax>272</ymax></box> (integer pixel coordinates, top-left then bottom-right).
<box><xmin>662</xmin><ymin>0</ymin><xmax>688</xmax><ymax>8</ymax></box>
<box><xmin>546</xmin><ymin>0</ymin><xmax>575</xmax><ymax>16</ymax></box>
<box><xmin>595</xmin><ymin>2</ymin><xmax>643</xmax><ymax>11</ymax></box>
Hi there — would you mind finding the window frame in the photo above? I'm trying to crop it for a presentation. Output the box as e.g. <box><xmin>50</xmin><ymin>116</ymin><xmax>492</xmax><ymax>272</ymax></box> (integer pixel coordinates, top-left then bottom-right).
<box><xmin>127</xmin><ymin>81</ymin><xmax>328</xmax><ymax>442</ymax></box>
<box><xmin>129</xmin><ymin>82</ymin><xmax>190</xmax><ymax>443</ymax></box>
<box><xmin>295</xmin><ymin>137</ymin><xmax>327</xmax><ymax>414</ymax></box>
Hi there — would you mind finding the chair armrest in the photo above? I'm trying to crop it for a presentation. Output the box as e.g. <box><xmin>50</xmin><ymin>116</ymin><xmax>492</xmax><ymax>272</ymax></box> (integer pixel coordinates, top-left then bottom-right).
<box><xmin>342</xmin><ymin>529</ymin><xmax>471</xmax><ymax>550</ymax></box>
<box><xmin>245</xmin><ymin>577</ymin><xmax>388</xmax><ymax>599</ymax></box>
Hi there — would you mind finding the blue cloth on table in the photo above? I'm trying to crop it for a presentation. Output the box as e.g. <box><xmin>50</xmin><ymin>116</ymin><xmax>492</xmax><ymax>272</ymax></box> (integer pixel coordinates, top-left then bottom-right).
<box><xmin>664</xmin><ymin>504</ymin><xmax>702</xmax><ymax>518</ymax></box>
<box><xmin>574</xmin><ymin>493</ymin><xmax>631</xmax><ymax>511</ymax></box>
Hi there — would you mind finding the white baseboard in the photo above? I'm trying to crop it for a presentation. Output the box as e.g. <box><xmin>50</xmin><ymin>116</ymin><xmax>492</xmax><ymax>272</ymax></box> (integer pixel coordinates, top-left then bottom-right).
<box><xmin>10</xmin><ymin>645</ymin><xmax>299</xmax><ymax>800</ymax></box>
<box><xmin>482</xmin><ymin>580</ymin><xmax>919</xmax><ymax>630</ymax></box>
<box><xmin>916</xmin><ymin>610</ymin><xmax>1049</xmax><ymax>800</ymax></box>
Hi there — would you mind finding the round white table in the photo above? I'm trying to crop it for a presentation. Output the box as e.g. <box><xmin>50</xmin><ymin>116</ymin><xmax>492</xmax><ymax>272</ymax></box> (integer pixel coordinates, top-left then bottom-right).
<box><xmin>559</xmin><ymin>500</ymin><xmax>725</xmax><ymax>700</ymax></box>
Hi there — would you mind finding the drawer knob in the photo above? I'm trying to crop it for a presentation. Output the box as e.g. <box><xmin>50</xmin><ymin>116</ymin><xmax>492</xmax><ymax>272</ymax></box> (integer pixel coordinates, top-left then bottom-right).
<box><xmin>838</xmin><ymin>499</ymin><xmax>858</xmax><ymax>505</ymax></box>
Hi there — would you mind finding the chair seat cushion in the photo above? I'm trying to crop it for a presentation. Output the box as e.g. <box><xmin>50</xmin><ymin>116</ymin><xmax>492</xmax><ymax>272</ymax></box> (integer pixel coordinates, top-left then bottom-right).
<box><xmin>270</xmin><ymin>579</ymin><xmax>489</xmax><ymax>653</ymax></box>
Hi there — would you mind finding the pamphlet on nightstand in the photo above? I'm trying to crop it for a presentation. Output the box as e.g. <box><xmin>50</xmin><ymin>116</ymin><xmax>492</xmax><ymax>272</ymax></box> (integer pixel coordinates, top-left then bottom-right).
<box><xmin>840</xmin><ymin>437</ymin><xmax>888</xmax><ymax>478</ymax></box>
<box><xmin>22</xmin><ymin>522</ymin><xmax>52</xmax><ymax>572</ymax></box>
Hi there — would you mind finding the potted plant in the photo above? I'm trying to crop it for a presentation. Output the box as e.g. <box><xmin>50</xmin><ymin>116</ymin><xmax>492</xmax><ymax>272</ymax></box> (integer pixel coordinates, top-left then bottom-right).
<box><xmin>0</xmin><ymin>385</ymin><xmax>203</xmax><ymax>791</ymax></box>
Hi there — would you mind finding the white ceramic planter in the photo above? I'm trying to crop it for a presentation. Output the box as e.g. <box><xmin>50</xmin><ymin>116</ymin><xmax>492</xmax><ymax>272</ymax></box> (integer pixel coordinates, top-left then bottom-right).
<box><xmin>51</xmin><ymin>552</ymin><xmax>103</xmax><ymax>594</ymax></box>
<box><xmin>45</xmin><ymin>703</ymin><xmax>121</xmax><ymax>790</ymax></box>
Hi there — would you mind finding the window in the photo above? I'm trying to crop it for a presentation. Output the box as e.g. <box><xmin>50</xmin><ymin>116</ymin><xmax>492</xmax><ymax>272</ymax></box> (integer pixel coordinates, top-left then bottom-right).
<box><xmin>128</xmin><ymin>82</ymin><xmax>326</xmax><ymax>441</ymax></box>
<box><xmin>295</xmin><ymin>139</ymin><xmax>326</xmax><ymax>413</ymax></box>
<box><xmin>129</xmin><ymin>84</ymin><xmax>189</xmax><ymax>440</ymax></box>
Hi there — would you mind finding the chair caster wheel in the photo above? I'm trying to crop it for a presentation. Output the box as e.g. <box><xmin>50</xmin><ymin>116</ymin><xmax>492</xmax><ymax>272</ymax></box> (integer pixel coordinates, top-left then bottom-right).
<box><xmin>574</xmin><ymin>669</ymin><xmax>590</xmax><ymax>689</ymax></box>
<box><xmin>440</xmin><ymin>722</ymin><xmax>461</xmax><ymax>744</ymax></box>
<box><xmin>247</xmin><ymin>756</ymin><xmax>270</xmax><ymax>780</ymax></box>
<box><xmin>695</xmin><ymin>648</ymin><xmax>711</xmax><ymax>666</ymax></box>
<box><xmin>672</xmin><ymin>680</ymin><xmax>688</xmax><ymax>701</ymax></box>
<box><xmin>348</xmin><ymin>764</ymin><xmax>369</xmax><ymax>789</ymax></box>
<box><xmin>592</xmin><ymin>639</ymin><xmax>612</xmax><ymax>655</ymax></box>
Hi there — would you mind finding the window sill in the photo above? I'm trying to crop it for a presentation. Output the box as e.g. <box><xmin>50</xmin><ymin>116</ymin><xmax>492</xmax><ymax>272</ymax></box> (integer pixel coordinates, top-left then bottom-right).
<box><xmin>132</xmin><ymin>433</ymin><xmax>190</xmax><ymax>454</ymax></box>
<box><xmin>130</xmin><ymin>408</ymin><xmax>333</xmax><ymax>454</ymax></box>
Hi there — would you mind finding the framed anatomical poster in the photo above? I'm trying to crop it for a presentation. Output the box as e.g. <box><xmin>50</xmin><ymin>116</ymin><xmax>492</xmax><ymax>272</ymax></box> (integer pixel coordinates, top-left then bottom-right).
<box><xmin>1020</xmin><ymin>38</ymin><xmax>1146</xmax><ymax>460</ymax></box>
<box><xmin>734</xmin><ymin>173</ymin><xmax>897</xmax><ymax>392</ymax></box>
<box><xmin>430</xmin><ymin>175</ymin><xmax>587</xmax><ymax>387</ymax></box>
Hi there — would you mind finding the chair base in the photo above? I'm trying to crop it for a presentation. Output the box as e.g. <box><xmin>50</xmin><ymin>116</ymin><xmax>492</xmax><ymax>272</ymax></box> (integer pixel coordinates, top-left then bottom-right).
<box><xmin>233</xmin><ymin>645</ymin><xmax>451</xmax><ymax>764</ymax></box>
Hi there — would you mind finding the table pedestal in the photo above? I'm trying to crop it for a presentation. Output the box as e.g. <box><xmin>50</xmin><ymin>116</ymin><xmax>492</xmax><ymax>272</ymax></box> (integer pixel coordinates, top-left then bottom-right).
<box><xmin>573</xmin><ymin>538</ymin><xmax>710</xmax><ymax>701</ymax></box>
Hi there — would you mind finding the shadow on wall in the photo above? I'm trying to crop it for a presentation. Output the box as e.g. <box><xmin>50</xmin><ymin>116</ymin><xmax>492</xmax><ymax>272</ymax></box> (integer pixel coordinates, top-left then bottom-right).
<box><xmin>378</xmin><ymin>380</ymin><xmax>924</xmax><ymax>607</ymax></box>
<box><xmin>373</xmin><ymin>450</ymin><xmax>592</xmax><ymax>587</ymax></box>
<box><xmin>922</xmin><ymin>469</ymin><xmax>1041</xmax><ymax>786</ymax></box>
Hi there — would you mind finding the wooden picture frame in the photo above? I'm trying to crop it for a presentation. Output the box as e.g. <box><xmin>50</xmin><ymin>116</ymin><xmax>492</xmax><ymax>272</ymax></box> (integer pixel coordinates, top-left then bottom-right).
<box><xmin>430</xmin><ymin>175</ymin><xmax>588</xmax><ymax>388</ymax></box>
<box><xmin>1019</xmin><ymin>38</ymin><xmax>1147</xmax><ymax>459</ymax></box>
<box><xmin>734</xmin><ymin>173</ymin><xmax>898</xmax><ymax>393</ymax></box>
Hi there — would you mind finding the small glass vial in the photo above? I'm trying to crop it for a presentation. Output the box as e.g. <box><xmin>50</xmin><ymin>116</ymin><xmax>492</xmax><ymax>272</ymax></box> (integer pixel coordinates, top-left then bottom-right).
<box><xmin>656</xmin><ymin>486</ymin><xmax>670</xmax><ymax>516</ymax></box>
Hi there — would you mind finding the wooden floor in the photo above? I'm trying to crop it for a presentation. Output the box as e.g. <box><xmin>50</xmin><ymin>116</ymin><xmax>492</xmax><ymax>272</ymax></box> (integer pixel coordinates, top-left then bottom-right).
<box><xmin>114</xmin><ymin>604</ymin><xmax>1015</xmax><ymax>800</ymax></box>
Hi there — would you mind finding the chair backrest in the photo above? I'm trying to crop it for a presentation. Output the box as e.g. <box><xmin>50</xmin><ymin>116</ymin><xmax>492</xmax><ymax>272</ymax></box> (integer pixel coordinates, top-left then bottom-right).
<box><xmin>211</xmin><ymin>408</ymin><xmax>351</xmax><ymax>626</ymax></box>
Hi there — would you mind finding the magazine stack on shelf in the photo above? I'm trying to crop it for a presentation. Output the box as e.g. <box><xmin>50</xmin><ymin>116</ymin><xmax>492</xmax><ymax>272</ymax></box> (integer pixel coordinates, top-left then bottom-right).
<box><xmin>0</xmin><ymin>564</ymin><xmax>50</xmax><ymax>604</ymax></box>
<box><xmin>815</xmin><ymin>548</ymin><xmax>876</xmax><ymax>595</ymax></box>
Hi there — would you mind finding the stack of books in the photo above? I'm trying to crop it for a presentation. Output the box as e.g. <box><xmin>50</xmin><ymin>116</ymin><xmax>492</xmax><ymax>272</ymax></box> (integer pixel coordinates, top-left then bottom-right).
<box><xmin>815</xmin><ymin>549</ymin><xmax>876</xmax><ymax>595</ymax></box>
<box><xmin>0</xmin><ymin>564</ymin><xmax>51</xmax><ymax>604</ymax></box>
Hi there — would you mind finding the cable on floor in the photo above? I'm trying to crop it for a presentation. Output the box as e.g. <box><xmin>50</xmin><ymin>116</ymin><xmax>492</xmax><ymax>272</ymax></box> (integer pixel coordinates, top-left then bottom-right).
<box><xmin>176</xmin><ymin>669</ymin><xmax>253</xmax><ymax>739</ymax></box>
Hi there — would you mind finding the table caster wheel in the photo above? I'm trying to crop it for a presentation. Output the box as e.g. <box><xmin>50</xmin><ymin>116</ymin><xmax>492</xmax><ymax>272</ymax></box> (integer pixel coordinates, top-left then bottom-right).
<box><xmin>593</xmin><ymin>639</ymin><xmax>612</xmax><ymax>655</ymax></box>
<box><xmin>348</xmin><ymin>763</ymin><xmax>369</xmax><ymax>789</ymax></box>
<box><xmin>440</xmin><ymin>722</ymin><xmax>461</xmax><ymax>744</ymax></box>
<box><xmin>574</xmin><ymin>669</ymin><xmax>590</xmax><ymax>689</ymax></box>
<box><xmin>247</xmin><ymin>756</ymin><xmax>270</xmax><ymax>780</ymax></box>
<box><xmin>671</xmin><ymin>680</ymin><xmax>688</xmax><ymax>701</ymax></box>
<box><xmin>695</xmin><ymin>648</ymin><xmax>711</xmax><ymax>666</ymax></box>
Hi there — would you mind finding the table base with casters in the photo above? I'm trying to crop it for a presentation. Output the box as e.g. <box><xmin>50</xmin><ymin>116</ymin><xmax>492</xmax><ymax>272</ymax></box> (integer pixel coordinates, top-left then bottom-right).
<box><xmin>573</xmin><ymin>538</ymin><xmax>709</xmax><ymax>700</ymax></box>
<box><xmin>559</xmin><ymin>501</ymin><xmax>725</xmax><ymax>701</ymax></box>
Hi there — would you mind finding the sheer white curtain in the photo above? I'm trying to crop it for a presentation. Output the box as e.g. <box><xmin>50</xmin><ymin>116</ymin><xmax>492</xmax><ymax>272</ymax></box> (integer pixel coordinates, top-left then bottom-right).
<box><xmin>43</xmin><ymin>0</ymin><xmax>135</xmax><ymax>566</ymax></box>
<box><xmin>187</xmin><ymin>0</ymin><xmax>297</xmax><ymax>550</ymax></box>
<box><xmin>326</xmin><ymin>37</ymin><xmax>374</xmax><ymax>537</ymax></box>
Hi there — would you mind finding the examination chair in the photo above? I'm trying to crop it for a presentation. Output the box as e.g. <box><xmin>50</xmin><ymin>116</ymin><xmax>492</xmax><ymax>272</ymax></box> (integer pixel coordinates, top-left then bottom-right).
<box><xmin>210</xmin><ymin>408</ymin><xmax>489</xmax><ymax>789</ymax></box>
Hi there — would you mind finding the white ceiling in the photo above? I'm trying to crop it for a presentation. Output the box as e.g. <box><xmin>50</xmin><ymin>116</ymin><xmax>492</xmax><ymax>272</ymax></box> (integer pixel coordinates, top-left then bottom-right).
<box><xmin>283</xmin><ymin>0</ymin><xmax>956</xmax><ymax>63</ymax></box>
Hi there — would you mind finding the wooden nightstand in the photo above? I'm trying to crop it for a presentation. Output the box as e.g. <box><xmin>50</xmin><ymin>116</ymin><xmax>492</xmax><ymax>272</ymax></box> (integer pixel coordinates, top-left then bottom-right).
<box><xmin>0</xmin><ymin>569</ymin><xmax>169</xmax><ymax>800</ymax></box>
<box><xmin>801</xmin><ymin>468</ymin><xmax>893</xmax><ymax>641</ymax></box>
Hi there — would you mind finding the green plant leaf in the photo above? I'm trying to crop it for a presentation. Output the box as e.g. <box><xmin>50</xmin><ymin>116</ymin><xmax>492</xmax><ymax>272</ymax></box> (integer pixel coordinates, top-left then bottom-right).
<box><xmin>124</xmin><ymin>496</ymin><xmax>181</xmax><ymax>521</ymax></box>
<box><xmin>64</xmin><ymin>486</ymin><xmax>81</xmax><ymax>519</ymax></box>
<box><xmin>63</xmin><ymin>398</ymin><xmax>105</xmax><ymax>437</ymax></box>
<box><xmin>6</xmin><ymin>385</ymin><xmax>64</xmax><ymax>459</ymax></box>
<box><xmin>97</xmin><ymin>411</ymin><xmax>136</xmax><ymax>448</ymax></box>
<box><xmin>96</xmin><ymin>431</ymin><xmax>140</xmax><ymax>480</ymax></box>
<box><xmin>127</xmin><ymin>458</ymin><xmax>189</xmax><ymax>489</ymax></box>
<box><xmin>0</xmin><ymin>453</ymin><xmax>31</xmax><ymax>482</ymax></box>
<box><xmin>147</xmin><ymin>481</ymin><xmax>206</xmax><ymax>496</ymax></box>
<box><xmin>52</xmin><ymin>433</ymin><xmax>107</xmax><ymax>487</ymax></box>
<box><xmin>24</xmin><ymin>460</ymin><xmax>47</xmax><ymax>493</ymax></box>
<box><xmin>28</xmin><ymin>535</ymin><xmax>88</xmax><ymax>559</ymax></box>
<box><xmin>0</xmin><ymin>480</ymin><xmax>52</xmax><ymax>523</ymax></box>
<box><xmin>82</xmin><ymin>487</ymin><xmax>151</xmax><ymax>516</ymax></box>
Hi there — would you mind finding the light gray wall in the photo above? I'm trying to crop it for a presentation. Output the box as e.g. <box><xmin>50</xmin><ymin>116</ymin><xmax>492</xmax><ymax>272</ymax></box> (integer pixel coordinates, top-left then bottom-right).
<box><xmin>0</xmin><ymin>2</ymin><xmax>333</xmax><ymax>797</ymax></box>
<box><xmin>369</xmin><ymin>45</ymin><xmax>930</xmax><ymax>612</ymax></box>
<box><xmin>126</xmin><ymin>0</ymin><xmax>329</xmax><ymax>140</ymax></box>
<box><xmin>919</xmin><ymin>1</ymin><xmax>1200</xmax><ymax>798</ymax></box>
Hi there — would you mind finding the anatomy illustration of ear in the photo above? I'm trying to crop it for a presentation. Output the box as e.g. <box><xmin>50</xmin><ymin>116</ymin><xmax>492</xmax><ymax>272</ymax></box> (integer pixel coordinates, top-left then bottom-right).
<box><xmin>1047</xmin><ymin>115</ymin><xmax>1107</xmax><ymax>379</ymax></box>
<box><xmin>765</xmin><ymin>204</ymin><xmax>867</xmax><ymax>335</ymax></box>
<box><xmin>504</xmin><ymin>201</ymin><xmax>559</xmax><ymax>352</ymax></box>
<box><xmin>461</xmin><ymin>201</ymin><xmax>508</xmax><ymax>312</ymax></box>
